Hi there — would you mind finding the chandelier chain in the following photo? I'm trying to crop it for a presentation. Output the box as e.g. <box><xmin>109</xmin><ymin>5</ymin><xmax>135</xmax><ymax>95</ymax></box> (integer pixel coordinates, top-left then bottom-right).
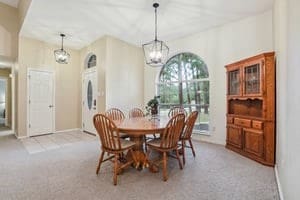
<box><xmin>155</xmin><ymin>5</ymin><xmax>157</xmax><ymax>41</ymax></box>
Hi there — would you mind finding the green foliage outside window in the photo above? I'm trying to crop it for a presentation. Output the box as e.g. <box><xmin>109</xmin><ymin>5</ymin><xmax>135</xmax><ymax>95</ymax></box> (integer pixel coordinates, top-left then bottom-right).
<box><xmin>157</xmin><ymin>53</ymin><xmax>210</xmax><ymax>132</ymax></box>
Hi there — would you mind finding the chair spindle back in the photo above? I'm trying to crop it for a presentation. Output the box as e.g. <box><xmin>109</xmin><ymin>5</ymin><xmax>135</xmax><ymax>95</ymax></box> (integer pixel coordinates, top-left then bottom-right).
<box><xmin>93</xmin><ymin>114</ymin><xmax>122</xmax><ymax>151</ymax></box>
<box><xmin>160</xmin><ymin>113</ymin><xmax>185</xmax><ymax>149</ymax></box>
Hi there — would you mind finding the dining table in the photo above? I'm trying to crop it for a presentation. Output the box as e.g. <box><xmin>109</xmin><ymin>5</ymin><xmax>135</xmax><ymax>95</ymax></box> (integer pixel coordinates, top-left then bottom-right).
<box><xmin>114</xmin><ymin>115</ymin><xmax>169</xmax><ymax>171</ymax></box>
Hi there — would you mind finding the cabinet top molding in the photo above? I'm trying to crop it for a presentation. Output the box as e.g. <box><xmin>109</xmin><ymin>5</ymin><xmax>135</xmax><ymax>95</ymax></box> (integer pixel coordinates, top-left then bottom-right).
<box><xmin>225</xmin><ymin>52</ymin><xmax>275</xmax><ymax>68</ymax></box>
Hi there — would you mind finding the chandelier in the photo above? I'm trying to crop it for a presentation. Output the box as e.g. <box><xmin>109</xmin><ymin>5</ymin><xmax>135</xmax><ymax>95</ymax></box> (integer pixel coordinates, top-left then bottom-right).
<box><xmin>142</xmin><ymin>3</ymin><xmax>169</xmax><ymax>67</ymax></box>
<box><xmin>54</xmin><ymin>34</ymin><xmax>70</xmax><ymax>64</ymax></box>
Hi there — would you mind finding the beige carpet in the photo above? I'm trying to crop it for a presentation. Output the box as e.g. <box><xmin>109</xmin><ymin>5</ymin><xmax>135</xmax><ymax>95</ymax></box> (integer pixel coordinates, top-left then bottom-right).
<box><xmin>0</xmin><ymin>133</ymin><xmax>279</xmax><ymax>200</ymax></box>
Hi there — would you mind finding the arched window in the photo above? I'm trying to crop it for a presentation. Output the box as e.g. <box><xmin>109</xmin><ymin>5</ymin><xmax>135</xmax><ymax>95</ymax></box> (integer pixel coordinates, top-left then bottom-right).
<box><xmin>85</xmin><ymin>54</ymin><xmax>96</xmax><ymax>69</ymax></box>
<box><xmin>157</xmin><ymin>52</ymin><xmax>209</xmax><ymax>133</ymax></box>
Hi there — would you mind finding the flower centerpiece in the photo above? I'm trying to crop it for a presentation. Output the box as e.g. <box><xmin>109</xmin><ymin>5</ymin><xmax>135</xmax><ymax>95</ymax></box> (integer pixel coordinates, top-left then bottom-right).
<box><xmin>146</xmin><ymin>96</ymin><xmax>160</xmax><ymax>116</ymax></box>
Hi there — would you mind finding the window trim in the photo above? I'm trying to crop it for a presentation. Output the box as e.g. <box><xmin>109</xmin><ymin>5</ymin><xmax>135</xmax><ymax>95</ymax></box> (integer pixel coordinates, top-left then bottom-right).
<box><xmin>156</xmin><ymin>52</ymin><xmax>210</xmax><ymax>134</ymax></box>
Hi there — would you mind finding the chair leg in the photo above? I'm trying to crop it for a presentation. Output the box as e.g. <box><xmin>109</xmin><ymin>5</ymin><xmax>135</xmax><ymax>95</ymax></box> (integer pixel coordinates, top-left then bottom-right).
<box><xmin>175</xmin><ymin>149</ymin><xmax>183</xmax><ymax>170</ymax></box>
<box><xmin>181</xmin><ymin>140</ymin><xmax>186</xmax><ymax>165</ymax></box>
<box><xmin>189</xmin><ymin>139</ymin><xmax>196</xmax><ymax>157</ymax></box>
<box><xmin>162</xmin><ymin>152</ymin><xmax>168</xmax><ymax>181</ymax></box>
<box><xmin>144</xmin><ymin>136</ymin><xmax>147</xmax><ymax>152</ymax></box>
<box><xmin>113</xmin><ymin>154</ymin><xmax>119</xmax><ymax>185</ymax></box>
<box><xmin>96</xmin><ymin>151</ymin><xmax>105</xmax><ymax>175</ymax></box>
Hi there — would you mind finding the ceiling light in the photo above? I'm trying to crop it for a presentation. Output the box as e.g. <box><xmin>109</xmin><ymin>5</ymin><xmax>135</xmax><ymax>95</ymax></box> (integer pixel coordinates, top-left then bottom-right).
<box><xmin>142</xmin><ymin>3</ymin><xmax>169</xmax><ymax>67</ymax></box>
<box><xmin>54</xmin><ymin>34</ymin><xmax>70</xmax><ymax>64</ymax></box>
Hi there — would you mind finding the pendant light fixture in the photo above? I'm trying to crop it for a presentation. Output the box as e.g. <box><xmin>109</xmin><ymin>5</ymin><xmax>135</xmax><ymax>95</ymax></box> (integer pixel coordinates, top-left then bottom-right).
<box><xmin>142</xmin><ymin>3</ymin><xmax>169</xmax><ymax>67</ymax></box>
<box><xmin>54</xmin><ymin>33</ymin><xmax>70</xmax><ymax>64</ymax></box>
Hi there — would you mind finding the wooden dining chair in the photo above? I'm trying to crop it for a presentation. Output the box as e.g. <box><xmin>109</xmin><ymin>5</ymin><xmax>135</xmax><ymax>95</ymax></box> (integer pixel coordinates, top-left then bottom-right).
<box><xmin>168</xmin><ymin>106</ymin><xmax>187</xmax><ymax>118</ymax></box>
<box><xmin>128</xmin><ymin>108</ymin><xmax>144</xmax><ymax>118</ymax></box>
<box><xmin>105</xmin><ymin>108</ymin><xmax>128</xmax><ymax>138</ymax></box>
<box><xmin>93</xmin><ymin>114</ymin><xmax>136</xmax><ymax>185</ymax></box>
<box><xmin>180</xmin><ymin>111</ymin><xmax>198</xmax><ymax>165</ymax></box>
<box><xmin>105</xmin><ymin>108</ymin><xmax>125</xmax><ymax>121</ymax></box>
<box><xmin>146</xmin><ymin>113</ymin><xmax>185</xmax><ymax>181</ymax></box>
<box><xmin>128</xmin><ymin>108</ymin><xmax>152</xmax><ymax>152</ymax></box>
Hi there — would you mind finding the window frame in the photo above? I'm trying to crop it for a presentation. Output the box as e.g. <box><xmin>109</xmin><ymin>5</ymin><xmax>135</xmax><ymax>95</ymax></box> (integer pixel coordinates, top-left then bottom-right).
<box><xmin>156</xmin><ymin>53</ymin><xmax>210</xmax><ymax>134</ymax></box>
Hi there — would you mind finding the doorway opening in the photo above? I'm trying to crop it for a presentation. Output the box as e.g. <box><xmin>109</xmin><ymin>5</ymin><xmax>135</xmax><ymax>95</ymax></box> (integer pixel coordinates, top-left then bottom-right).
<box><xmin>0</xmin><ymin>69</ymin><xmax>11</xmax><ymax>131</ymax></box>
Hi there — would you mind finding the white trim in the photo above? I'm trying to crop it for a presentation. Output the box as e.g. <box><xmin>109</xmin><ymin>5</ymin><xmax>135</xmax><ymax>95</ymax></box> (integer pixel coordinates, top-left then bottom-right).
<box><xmin>55</xmin><ymin>128</ymin><xmax>81</xmax><ymax>133</ymax></box>
<box><xmin>0</xmin><ymin>77</ymin><xmax>8</xmax><ymax>126</ymax></box>
<box><xmin>194</xmin><ymin>131</ymin><xmax>210</xmax><ymax>136</ymax></box>
<box><xmin>27</xmin><ymin>68</ymin><xmax>56</xmax><ymax>137</ymax></box>
<box><xmin>0</xmin><ymin>60</ymin><xmax>16</xmax><ymax>136</ymax></box>
<box><xmin>84</xmin><ymin>53</ymin><xmax>97</xmax><ymax>69</ymax></box>
<box><xmin>16</xmin><ymin>135</ymin><xmax>28</xmax><ymax>139</ymax></box>
<box><xmin>11</xmin><ymin>66</ymin><xmax>15</xmax><ymax>135</ymax></box>
<box><xmin>275</xmin><ymin>165</ymin><xmax>284</xmax><ymax>200</ymax></box>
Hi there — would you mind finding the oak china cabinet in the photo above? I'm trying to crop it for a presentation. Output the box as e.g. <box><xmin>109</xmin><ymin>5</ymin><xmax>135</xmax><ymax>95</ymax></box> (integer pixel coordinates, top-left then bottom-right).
<box><xmin>225</xmin><ymin>52</ymin><xmax>275</xmax><ymax>166</ymax></box>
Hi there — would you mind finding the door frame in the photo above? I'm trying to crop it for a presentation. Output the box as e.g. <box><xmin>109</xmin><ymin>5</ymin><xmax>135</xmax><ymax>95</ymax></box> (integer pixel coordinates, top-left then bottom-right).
<box><xmin>81</xmin><ymin>67</ymin><xmax>98</xmax><ymax>134</ymax></box>
<box><xmin>0</xmin><ymin>58</ymin><xmax>15</xmax><ymax>136</ymax></box>
<box><xmin>27</xmin><ymin>68</ymin><xmax>56</xmax><ymax>137</ymax></box>
<box><xmin>0</xmin><ymin>77</ymin><xmax>8</xmax><ymax>126</ymax></box>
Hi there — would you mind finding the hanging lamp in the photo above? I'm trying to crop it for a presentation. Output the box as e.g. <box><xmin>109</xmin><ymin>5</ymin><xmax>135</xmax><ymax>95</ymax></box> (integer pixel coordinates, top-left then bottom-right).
<box><xmin>142</xmin><ymin>3</ymin><xmax>169</xmax><ymax>67</ymax></box>
<box><xmin>54</xmin><ymin>33</ymin><xmax>70</xmax><ymax>64</ymax></box>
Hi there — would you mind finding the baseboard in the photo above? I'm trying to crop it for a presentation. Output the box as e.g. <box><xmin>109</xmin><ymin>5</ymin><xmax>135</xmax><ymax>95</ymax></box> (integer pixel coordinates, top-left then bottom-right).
<box><xmin>192</xmin><ymin>134</ymin><xmax>226</xmax><ymax>146</ymax></box>
<box><xmin>55</xmin><ymin>128</ymin><xmax>80</xmax><ymax>133</ymax></box>
<box><xmin>0</xmin><ymin>130</ymin><xmax>14</xmax><ymax>136</ymax></box>
<box><xmin>16</xmin><ymin>134</ymin><xmax>28</xmax><ymax>139</ymax></box>
<box><xmin>275</xmin><ymin>165</ymin><xmax>284</xmax><ymax>200</ymax></box>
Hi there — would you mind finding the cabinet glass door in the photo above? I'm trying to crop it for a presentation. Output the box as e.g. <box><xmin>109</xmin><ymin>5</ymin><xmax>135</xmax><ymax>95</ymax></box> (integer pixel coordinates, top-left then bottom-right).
<box><xmin>228</xmin><ymin>69</ymin><xmax>240</xmax><ymax>95</ymax></box>
<box><xmin>244</xmin><ymin>64</ymin><xmax>261</xmax><ymax>95</ymax></box>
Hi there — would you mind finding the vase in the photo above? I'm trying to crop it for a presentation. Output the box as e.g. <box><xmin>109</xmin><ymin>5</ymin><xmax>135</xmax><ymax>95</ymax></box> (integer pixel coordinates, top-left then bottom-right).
<box><xmin>151</xmin><ymin>106</ymin><xmax>158</xmax><ymax>115</ymax></box>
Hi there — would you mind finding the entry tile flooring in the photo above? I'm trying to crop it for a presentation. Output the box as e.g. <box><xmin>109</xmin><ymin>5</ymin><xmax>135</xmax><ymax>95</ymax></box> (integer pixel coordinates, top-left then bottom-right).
<box><xmin>21</xmin><ymin>130</ymin><xmax>97</xmax><ymax>154</ymax></box>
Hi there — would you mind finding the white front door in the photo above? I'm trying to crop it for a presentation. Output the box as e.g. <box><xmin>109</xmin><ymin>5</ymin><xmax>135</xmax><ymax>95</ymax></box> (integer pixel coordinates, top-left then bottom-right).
<box><xmin>28</xmin><ymin>69</ymin><xmax>55</xmax><ymax>136</ymax></box>
<box><xmin>82</xmin><ymin>70</ymin><xmax>97</xmax><ymax>134</ymax></box>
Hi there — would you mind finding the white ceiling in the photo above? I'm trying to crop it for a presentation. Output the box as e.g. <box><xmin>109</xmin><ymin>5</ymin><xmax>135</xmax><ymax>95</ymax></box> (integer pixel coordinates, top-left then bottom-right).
<box><xmin>0</xmin><ymin>0</ymin><xmax>19</xmax><ymax>8</ymax></box>
<box><xmin>20</xmin><ymin>0</ymin><xmax>274</xmax><ymax>50</ymax></box>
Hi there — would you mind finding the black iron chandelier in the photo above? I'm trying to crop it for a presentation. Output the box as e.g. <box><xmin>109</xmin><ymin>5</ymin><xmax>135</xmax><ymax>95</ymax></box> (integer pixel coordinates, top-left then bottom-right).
<box><xmin>142</xmin><ymin>3</ymin><xmax>169</xmax><ymax>67</ymax></box>
<box><xmin>54</xmin><ymin>33</ymin><xmax>70</xmax><ymax>64</ymax></box>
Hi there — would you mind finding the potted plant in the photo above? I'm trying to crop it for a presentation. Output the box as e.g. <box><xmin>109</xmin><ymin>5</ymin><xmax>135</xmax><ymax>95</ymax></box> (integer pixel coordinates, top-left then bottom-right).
<box><xmin>146</xmin><ymin>96</ymin><xmax>160</xmax><ymax>115</ymax></box>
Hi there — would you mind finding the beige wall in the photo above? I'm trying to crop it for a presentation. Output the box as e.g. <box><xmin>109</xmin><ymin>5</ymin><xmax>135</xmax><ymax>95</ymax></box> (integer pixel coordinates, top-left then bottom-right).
<box><xmin>0</xmin><ymin>68</ymin><xmax>12</xmax><ymax>126</ymax></box>
<box><xmin>105</xmin><ymin>36</ymin><xmax>144</xmax><ymax>113</ymax></box>
<box><xmin>273</xmin><ymin>0</ymin><xmax>288</xmax><ymax>199</ymax></box>
<box><xmin>273</xmin><ymin>0</ymin><xmax>300</xmax><ymax>199</ymax></box>
<box><xmin>18</xmin><ymin>0</ymin><xmax>32</xmax><ymax>28</ymax></box>
<box><xmin>80</xmin><ymin>36</ymin><xmax>107</xmax><ymax>118</ymax></box>
<box><xmin>17</xmin><ymin>37</ymin><xmax>81</xmax><ymax>137</ymax></box>
<box><xmin>144</xmin><ymin>10</ymin><xmax>274</xmax><ymax>145</ymax></box>
<box><xmin>0</xmin><ymin>2</ymin><xmax>19</xmax><ymax>59</ymax></box>
<box><xmin>80</xmin><ymin>36</ymin><xmax>144</xmax><ymax>123</ymax></box>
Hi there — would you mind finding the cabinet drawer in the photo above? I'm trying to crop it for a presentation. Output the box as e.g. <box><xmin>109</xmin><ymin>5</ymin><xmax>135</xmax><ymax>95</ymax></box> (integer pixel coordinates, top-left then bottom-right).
<box><xmin>227</xmin><ymin>117</ymin><xmax>234</xmax><ymax>124</ymax></box>
<box><xmin>234</xmin><ymin>118</ymin><xmax>251</xmax><ymax>127</ymax></box>
<box><xmin>252</xmin><ymin>120</ymin><xmax>263</xmax><ymax>129</ymax></box>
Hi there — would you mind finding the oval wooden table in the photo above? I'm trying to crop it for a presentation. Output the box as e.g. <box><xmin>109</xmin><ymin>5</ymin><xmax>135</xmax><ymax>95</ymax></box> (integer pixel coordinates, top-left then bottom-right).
<box><xmin>114</xmin><ymin>116</ymin><xmax>169</xmax><ymax>171</ymax></box>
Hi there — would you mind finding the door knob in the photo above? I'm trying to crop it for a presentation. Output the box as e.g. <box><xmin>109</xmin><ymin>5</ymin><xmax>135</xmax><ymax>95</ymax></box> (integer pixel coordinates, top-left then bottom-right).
<box><xmin>49</xmin><ymin>105</ymin><xmax>54</xmax><ymax>108</ymax></box>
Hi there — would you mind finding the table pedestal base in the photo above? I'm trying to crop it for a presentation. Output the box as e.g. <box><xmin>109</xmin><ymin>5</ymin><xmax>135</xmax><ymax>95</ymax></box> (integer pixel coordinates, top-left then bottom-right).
<box><xmin>125</xmin><ymin>135</ymin><xmax>159</xmax><ymax>172</ymax></box>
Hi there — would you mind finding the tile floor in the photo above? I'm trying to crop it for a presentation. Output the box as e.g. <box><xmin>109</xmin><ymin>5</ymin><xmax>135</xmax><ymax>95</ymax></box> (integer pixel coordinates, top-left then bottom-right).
<box><xmin>21</xmin><ymin>130</ymin><xmax>97</xmax><ymax>154</ymax></box>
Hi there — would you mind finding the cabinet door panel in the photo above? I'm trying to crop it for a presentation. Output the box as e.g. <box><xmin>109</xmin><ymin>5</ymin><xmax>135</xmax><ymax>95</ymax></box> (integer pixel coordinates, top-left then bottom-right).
<box><xmin>228</xmin><ymin>69</ymin><xmax>241</xmax><ymax>96</ymax></box>
<box><xmin>227</xmin><ymin>125</ymin><xmax>242</xmax><ymax>148</ymax></box>
<box><xmin>244</xmin><ymin>128</ymin><xmax>264</xmax><ymax>157</ymax></box>
<box><xmin>243</xmin><ymin>59</ymin><xmax>264</xmax><ymax>96</ymax></box>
